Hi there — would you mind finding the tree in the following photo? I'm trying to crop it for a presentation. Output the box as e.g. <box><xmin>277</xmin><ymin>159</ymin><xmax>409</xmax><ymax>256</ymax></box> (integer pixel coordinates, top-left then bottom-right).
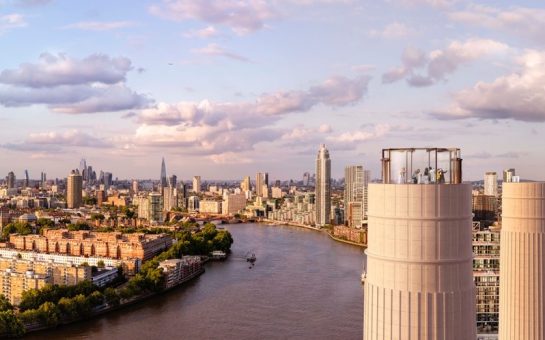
<box><xmin>38</xmin><ymin>301</ymin><xmax>60</xmax><ymax>326</ymax></box>
<box><xmin>0</xmin><ymin>295</ymin><xmax>13</xmax><ymax>312</ymax></box>
<box><xmin>104</xmin><ymin>288</ymin><xmax>120</xmax><ymax>307</ymax></box>
<box><xmin>97</xmin><ymin>260</ymin><xmax>105</xmax><ymax>269</ymax></box>
<box><xmin>0</xmin><ymin>310</ymin><xmax>25</xmax><ymax>337</ymax></box>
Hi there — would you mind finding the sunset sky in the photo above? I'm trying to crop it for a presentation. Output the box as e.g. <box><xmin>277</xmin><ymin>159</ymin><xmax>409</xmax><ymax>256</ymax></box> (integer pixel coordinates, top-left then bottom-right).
<box><xmin>1</xmin><ymin>0</ymin><xmax>544</xmax><ymax>181</ymax></box>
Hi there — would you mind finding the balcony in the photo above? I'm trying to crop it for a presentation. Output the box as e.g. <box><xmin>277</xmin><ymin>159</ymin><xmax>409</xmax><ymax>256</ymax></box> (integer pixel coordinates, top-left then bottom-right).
<box><xmin>381</xmin><ymin>148</ymin><xmax>462</xmax><ymax>184</ymax></box>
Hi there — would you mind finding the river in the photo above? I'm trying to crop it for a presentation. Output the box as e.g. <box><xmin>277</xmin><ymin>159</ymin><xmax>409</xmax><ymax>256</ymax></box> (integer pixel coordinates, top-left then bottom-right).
<box><xmin>26</xmin><ymin>223</ymin><xmax>365</xmax><ymax>340</ymax></box>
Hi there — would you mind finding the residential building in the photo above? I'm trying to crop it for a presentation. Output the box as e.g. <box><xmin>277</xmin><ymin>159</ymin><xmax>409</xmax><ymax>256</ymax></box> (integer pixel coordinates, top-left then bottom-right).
<box><xmin>222</xmin><ymin>193</ymin><xmax>246</xmax><ymax>216</ymax></box>
<box><xmin>192</xmin><ymin>176</ymin><xmax>201</xmax><ymax>193</ymax></box>
<box><xmin>315</xmin><ymin>144</ymin><xmax>331</xmax><ymax>227</ymax></box>
<box><xmin>8</xmin><ymin>228</ymin><xmax>172</xmax><ymax>261</ymax></box>
<box><xmin>502</xmin><ymin>168</ymin><xmax>515</xmax><ymax>183</ymax></box>
<box><xmin>200</xmin><ymin>200</ymin><xmax>222</xmax><ymax>214</ymax></box>
<box><xmin>67</xmin><ymin>169</ymin><xmax>83</xmax><ymax>209</ymax></box>
<box><xmin>473</xmin><ymin>222</ymin><xmax>500</xmax><ymax>334</ymax></box>
<box><xmin>159</xmin><ymin>256</ymin><xmax>202</xmax><ymax>289</ymax></box>
<box><xmin>484</xmin><ymin>172</ymin><xmax>498</xmax><ymax>196</ymax></box>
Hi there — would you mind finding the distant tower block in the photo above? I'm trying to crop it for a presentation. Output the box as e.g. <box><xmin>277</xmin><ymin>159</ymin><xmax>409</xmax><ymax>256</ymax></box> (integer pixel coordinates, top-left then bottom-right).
<box><xmin>499</xmin><ymin>182</ymin><xmax>545</xmax><ymax>340</ymax></box>
<box><xmin>363</xmin><ymin>148</ymin><xmax>475</xmax><ymax>340</ymax></box>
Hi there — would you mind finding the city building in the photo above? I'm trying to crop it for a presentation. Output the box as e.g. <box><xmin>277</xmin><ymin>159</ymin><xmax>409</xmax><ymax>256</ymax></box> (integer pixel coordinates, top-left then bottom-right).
<box><xmin>222</xmin><ymin>193</ymin><xmax>246</xmax><ymax>216</ymax></box>
<box><xmin>484</xmin><ymin>172</ymin><xmax>498</xmax><ymax>197</ymax></box>
<box><xmin>67</xmin><ymin>169</ymin><xmax>83</xmax><ymax>209</ymax></box>
<box><xmin>148</xmin><ymin>192</ymin><xmax>163</xmax><ymax>223</ymax></box>
<box><xmin>344</xmin><ymin>165</ymin><xmax>363</xmax><ymax>227</ymax></box>
<box><xmin>271</xmin><ymin>187</ymin><xmax>284</xmax><ymax>199</ymax></box>
<box><xmin>159</xmin><ymin>256</ymin><xmax>202</xmax><ymax>289</ymax></box>
<box><xmin>472</xmin><ymin>193</ymin><xmax>498</xmax><ymax>222</ymax></box>
<box><xmin>473</xmin><ymin>222</ymin><xmax>500</xmax><ymax>334</ymax></box>
<box><xmin>256</xmin><ymin>172</ymin><xmax>269</xmax><ymax>197</ymax></box>
<box><xmin>363</xmin><ymin>148</ymin><xmax>475</xmax><ymax>340</ymax></box>
<box><xmin>499</xmin><ymin>182</ymin><xmax>545</xmax><ymax>340</ymax></box>
<box><xmin>8</xmin><ymin>229</ymin><xmax>172</xmax><ymax>261</ymax></box>
<box><xmin>502</xmin><ymin>168</ymin><xmax>515</xmax><ymax>183</ymax></box>
<box><xmin>199</xmin><ymin>200</ymin><xmax>222</xmax><ymax>214</ymax></box>
<box><xmin>192</xmin><ymin>176</ymin><xmax>201</xmax><ymax>194</ymax></box>
<box><xmin>6</xmin><ymin>171</ymin><xmax>15</xmax><ymax>189</ymax></box>
<box><xmin>187</xmin><ymin>195</ymin><xmax>200</xmax><ymax>212</ymax></box>
<box><xmin>160</xmin><ymin>157</ymin><xmax>168</xmax><ymax>193</ymax></box>
<box><xmin>241</xmin><ymin>176</ymin><xmax>251</xmax><ymax>192</ymax></box>
<box><xmin>0</xmin><ymin>248</ymin><xmax>137</xmax><ymax>275</ymax></box>
<box><xmin>315</xmin><ymin>144</ymin><xmax>331</xmax><ymax>227</ymax></box>
<box><xmin>0</xmin><ymin>256</ymin><xmax>91</xmax><ymax>304</ymax></box>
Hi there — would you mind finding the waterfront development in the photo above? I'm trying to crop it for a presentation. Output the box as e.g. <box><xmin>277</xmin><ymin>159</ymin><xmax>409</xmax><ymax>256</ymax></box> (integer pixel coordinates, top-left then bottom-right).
<box><xmin>26</xmin><ymin>223</ymin><xmax>365</xmax><ymax>340</ymax></box>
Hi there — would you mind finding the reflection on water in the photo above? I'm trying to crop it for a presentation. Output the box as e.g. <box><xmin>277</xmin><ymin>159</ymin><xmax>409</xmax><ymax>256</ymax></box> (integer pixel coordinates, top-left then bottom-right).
<box><xmin>26</xmin><ymin>223</ymin><xmax>365</xmax><ymax>340</ymax></box>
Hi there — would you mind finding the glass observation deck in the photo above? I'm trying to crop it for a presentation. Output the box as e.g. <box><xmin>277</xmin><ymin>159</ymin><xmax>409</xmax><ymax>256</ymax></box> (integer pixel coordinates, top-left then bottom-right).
<box><xmin>381</xmin><ymin>148</ymin><xmax>462</xmax><ymax>184</ymax></box>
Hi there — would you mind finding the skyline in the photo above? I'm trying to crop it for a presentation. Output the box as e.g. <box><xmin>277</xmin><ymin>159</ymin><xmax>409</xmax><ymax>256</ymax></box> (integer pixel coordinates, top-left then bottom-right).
<box><xmin>1</xmin><ymin>0</ymin><xmax>545</xmax><ymax>180</ymax></box>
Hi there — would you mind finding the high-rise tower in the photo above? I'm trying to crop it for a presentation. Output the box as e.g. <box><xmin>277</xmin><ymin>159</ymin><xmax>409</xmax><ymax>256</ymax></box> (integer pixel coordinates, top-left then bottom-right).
<box><xmin>502</xmin><ymin>168</ymin><xmax>516</xmax><ymax>183</ymax></box>
<box><xmin>484</xmin><ymin>171</ymin><xmax>498</xmax><ymax>196</ymax></box>
<box><xmin>499</xmin><ymin>182</ymin><xmax>545</xmax><ymax>340</ymax></box>
<box><xmin>363</xmin><ymin>148</ymin><xmax>475</xmax><ymax>340</ymax></box>
<box><xmin>256</xmin><ymin>172</ymin><xmax>269</xmax><ymax>197</ymax></box>
<box><xmin>160</xmin><ymin>157</ymin><xmax>168</xmax><ymax>191</ymax></box>
<box><xmin>67</xmin><ymin>169</ymin><xmax>83</xmax><ymax>209</ymax></box>
<box><xmin>315</xmin><ymin>144</ymin><xmax>331</xmax><ymax>227</ymax></box>
<box><xmin>345</xmin><ymin>165</ymin><xmax>363</xmax><ymax>227</ymax></box>
<box><xmin>6</xmin><ymin>171</ymin><xmax>15</xmax><ymax>189</ymax></box>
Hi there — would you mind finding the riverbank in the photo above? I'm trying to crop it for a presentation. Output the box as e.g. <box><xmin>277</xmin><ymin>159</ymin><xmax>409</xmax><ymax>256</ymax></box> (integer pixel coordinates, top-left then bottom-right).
<box><xmin>259</xmin><ymin>219</ymin><xmax>366</xmax><ymax>248</ymax></box>
<box><xmin>20</xmin><ymin>267</ymin><xmax>206</xmax><ymax>337</ymax></box>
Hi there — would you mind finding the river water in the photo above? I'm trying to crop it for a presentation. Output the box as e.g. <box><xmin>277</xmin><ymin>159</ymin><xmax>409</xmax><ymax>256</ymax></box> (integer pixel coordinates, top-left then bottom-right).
<box><xmin>27</xmin><ymin>223</ymin><xmax>365</xmax><ymax>340</ymax></box>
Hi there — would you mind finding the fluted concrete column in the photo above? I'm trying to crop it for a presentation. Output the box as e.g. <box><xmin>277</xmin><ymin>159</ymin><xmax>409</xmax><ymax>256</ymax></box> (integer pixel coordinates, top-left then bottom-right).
<box><xmin>499</xmin><ymin>182</ymin><xmax>545</xmax><ymax>340</ymax></box>
<box><xmin>364</xmin><ymin>184</ymin><xmax>475</xmax><ymax>340</ymax></box>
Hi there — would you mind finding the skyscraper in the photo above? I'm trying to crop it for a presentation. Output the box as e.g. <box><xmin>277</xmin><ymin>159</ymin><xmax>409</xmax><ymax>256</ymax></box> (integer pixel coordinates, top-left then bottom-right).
<box><xmin>502</xmin><ymin>168</ymin><xmax>516</xmax><ymax>183</ymax></box>
<box><xmin>484</xmin><ymin>171</ymin><xmax>498</xmax><ymax>196</ymax></box>
<box><xmin>67</xmin><ymin>169</ymin><xmax>83</xmax><ymax>209</ymax></box>
<box><xmin>364</xmin><ymin>148</ymin><xmax>475</xmax><ymax>340</ymax></box>
<box><xmin>40</xmin><ymin>172</ymin><xmax>46</xmax><ymax>189</ymax></box>
<box><xmin>23</xmin><ymin>170</ymin><xmax>29</xmax><ymax>188</ymax></box>
<box><xmin>6</xmin><ymin>171</ymin><xmax>15</xmax><ymax>189</ymax></box>
<box><xmin>344</xmin><ymin>165</ymin><xmax>363</xmax><ymax>227</ymax></box>
<box><xmin>315</xmin><ymin>144</ymin><xmax>331</xmax><ymax>227</ymax></box>
<box><xmin>256</xmin><ymin>172</ymin><xmax>269</xmax><ymax>197</ymax></box>
<box><xmin>168</xmin><ymin>174</ymin><xmax>177</xmax><ymax>189</ymax></box>
<box><xmin>499</xmin><ymin>182</ymin><xmax>545</xmax><ymax>340</ymax></box>
<box><xmin>160</xmin><ymin>157</ymin><xmax>168</xmax><ymax>192</ymax></box>
<box><xmin>192</xmin><ymin>176</ymin><xmax>201</xmax><ymax>193</ymax></box>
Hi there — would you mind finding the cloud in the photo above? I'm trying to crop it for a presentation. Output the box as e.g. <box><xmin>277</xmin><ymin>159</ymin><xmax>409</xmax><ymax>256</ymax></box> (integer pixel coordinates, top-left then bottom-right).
<box><xmin>383</xmin><ymin>38</ymin><xmax>508</xmax><ymax>86</ymax></box>
<box><xmin>0</xmin><ymin>53</ymin><xmax>150</xmax><ymax>113</ymax></box>
<box><xmin>138</xmin><ymin>75</ymin><xmax>369</xmax><ymax>126</ymax></box>
<box><xmin>208</xmin><ymin>152</ymin><xmax>253</xmax><ymax>164</ymax></box>
<box><xmin>149</xmin><ymin>0</ymin><xmax>277</xmax><ymax>35</ymax></box>
<box><xmin>14</xmin><ymin>0</ymin><xmax>52</xmax><ymax>6</ymax></box>
<box><xmin>0</xmin><ymin>13</ymin><xmax>26</xmax><ymax>34</ymax></box>
<box><xmin>450</xmin><ymin>5</ymin><xmax>545</xmax><ymax>45</ymax></box>
<box><xmin>133</xmin><ymin>74</ymin><xmax>369</xmax><ymax>156</ymax></box>
<box><xmin>2</xmin><ymin>130</ymin><xmax>111</xmax><ymax>152</ymax></box>
<box><xmin>369</xmin><ymin>22</ymin><xmax>412</xmax><ymax>39</ymax></box>
<box><xmin>464</xmin><ymin>151</ymin><xmax>527</xmax><ymax>160</ymax></box>
<box><xmin>62</xmin><ymin>21</ymin><xmax>135</xmax><ymax>31</ymax></box>
<box><xmin>184</xmin><ymin>25</ymin><xmax>220</xmax><ymax>38</ymax></box>
<box><xmin>0</xmin><ymin>53</ymin><xmax>133</xmax><ymax>88</ymax></box>
<box><xmin>327</xmin><ymin>123</ymin><xmax>391</xmax><ymax>143</ymax></box>
<box><xmin>387</xmin><ymin>0</ymin><xmax>457</xmax><ymax>8</ymax></box>
<box><xmin>191</xmin><ymin>43</ymin><xmax>249</xmax><ymax>62</ymax></box>
<box><xmin>431</xmin><ymin>50</ymin><xmax>545</xmax><ymax>122</ymax></box>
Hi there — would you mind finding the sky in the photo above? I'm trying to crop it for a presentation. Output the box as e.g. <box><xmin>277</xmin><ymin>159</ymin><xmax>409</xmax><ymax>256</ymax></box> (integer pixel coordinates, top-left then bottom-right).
<box><xmin>0</xmin><ymin>0</ymin><xmax>544</xmax><ymax>181</ymax></box>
